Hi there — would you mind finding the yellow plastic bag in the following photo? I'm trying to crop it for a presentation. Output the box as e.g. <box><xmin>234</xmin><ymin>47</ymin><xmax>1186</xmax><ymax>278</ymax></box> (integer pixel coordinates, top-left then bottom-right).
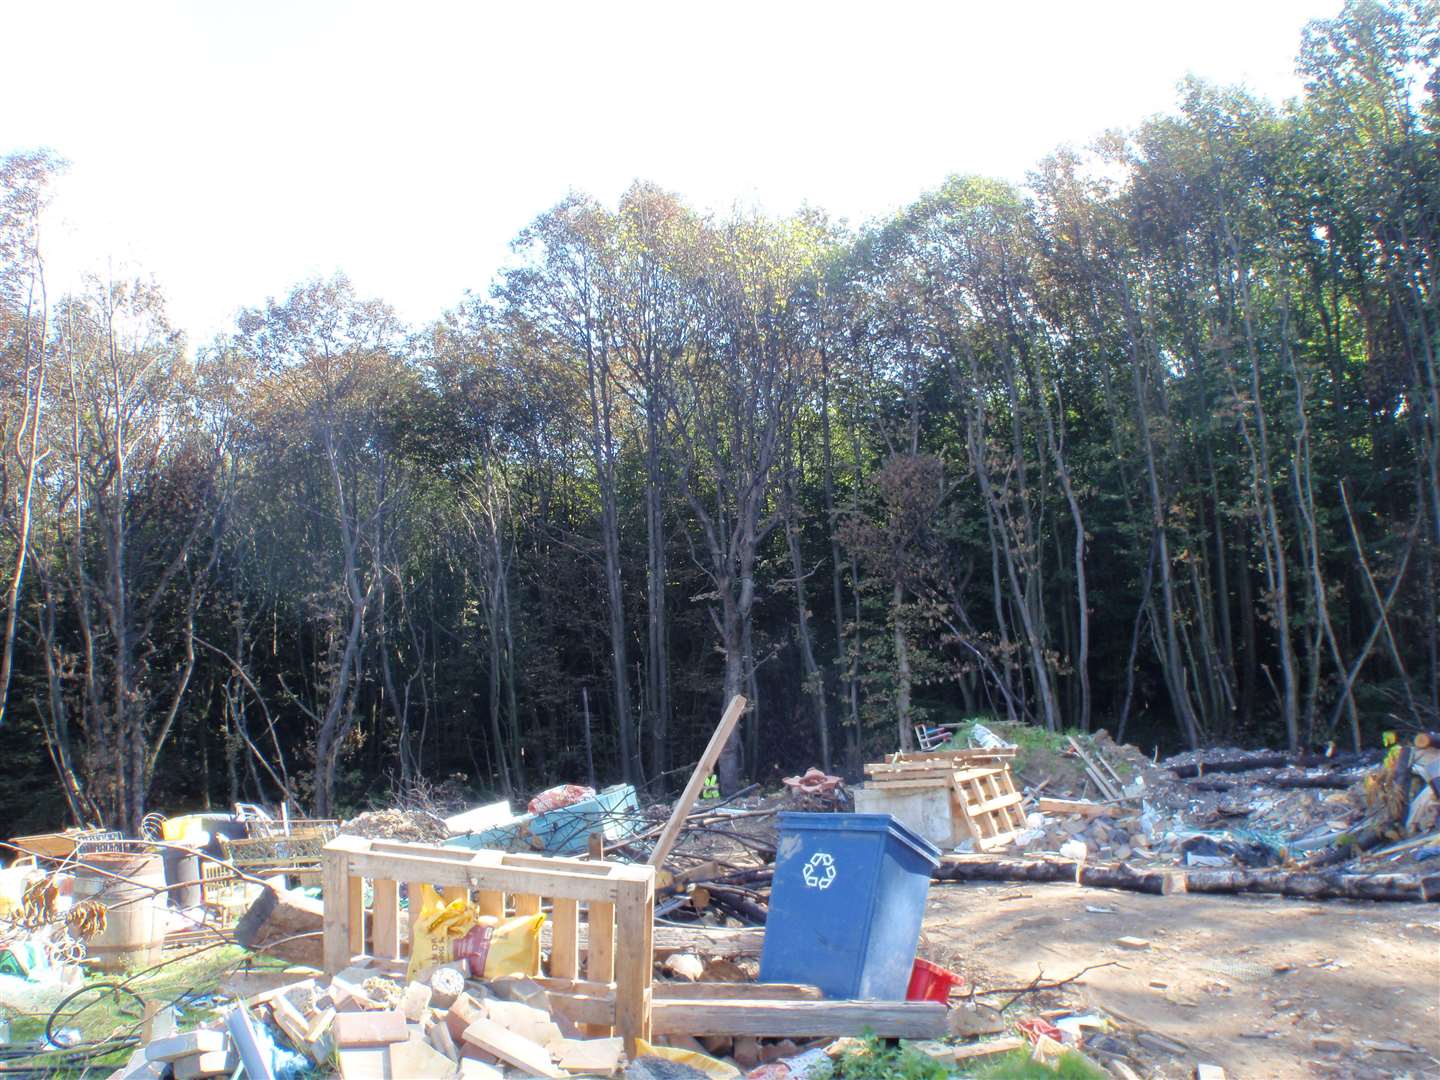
<box><xmin>406</xmin><ymin>885</ymin><xmax>546</xmax><ymax>982</ymax></box>
<box><xmin>632</xmin><ymin>1039</ymin><xmax>740</xmax><ymax>1080</ymax></box>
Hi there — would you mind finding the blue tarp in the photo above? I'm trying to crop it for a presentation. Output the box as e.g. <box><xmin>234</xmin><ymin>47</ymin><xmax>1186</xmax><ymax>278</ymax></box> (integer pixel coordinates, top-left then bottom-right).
<box><xmin>444</xmin><ymin>784</ymin><xmax>645</xmax><ymax>855</ymax></box>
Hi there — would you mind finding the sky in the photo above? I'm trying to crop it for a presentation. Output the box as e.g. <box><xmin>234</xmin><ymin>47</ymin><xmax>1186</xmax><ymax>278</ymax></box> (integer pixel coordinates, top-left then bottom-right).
<box><xmin>1</xmin><ymin>0</ymin><xmax>1342</xmax><ymax>346</ymax></box>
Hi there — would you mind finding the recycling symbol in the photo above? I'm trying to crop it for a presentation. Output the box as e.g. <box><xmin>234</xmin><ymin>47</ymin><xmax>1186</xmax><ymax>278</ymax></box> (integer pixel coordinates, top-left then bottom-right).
<box><xmin>801</xmin><ymin>851</ymin><xmax>837</xmax><ymax>890</ymax></box>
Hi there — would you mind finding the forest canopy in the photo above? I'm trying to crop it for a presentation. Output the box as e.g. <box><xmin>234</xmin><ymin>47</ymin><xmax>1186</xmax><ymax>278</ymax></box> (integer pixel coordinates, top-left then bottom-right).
<box><xmin>0</xmin><ymin>0</ymin><xmax>1435</xmax><ymax>833</ymax></box>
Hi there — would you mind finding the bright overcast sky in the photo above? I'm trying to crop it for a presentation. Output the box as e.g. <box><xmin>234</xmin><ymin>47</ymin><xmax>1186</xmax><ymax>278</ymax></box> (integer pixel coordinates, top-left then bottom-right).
<box><xmin>2</xmin><ymin>0</ymin><xmax>1340</xmax><ymax>345</ymax></box>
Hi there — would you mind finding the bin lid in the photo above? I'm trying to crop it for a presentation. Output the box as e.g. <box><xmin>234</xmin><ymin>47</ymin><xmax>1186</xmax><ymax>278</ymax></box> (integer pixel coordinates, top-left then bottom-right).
<box><xmin>777</xmin><ymin>812</ymin><xmax>941</xmax><ymax>868</ymax></box>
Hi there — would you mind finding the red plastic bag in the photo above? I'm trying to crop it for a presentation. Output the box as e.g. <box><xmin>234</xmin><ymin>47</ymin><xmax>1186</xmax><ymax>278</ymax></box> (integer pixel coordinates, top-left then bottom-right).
<box><xmin>527</xmin><ymin>784</ymin><xmax>596</xmax><ymax>815</ymax></box>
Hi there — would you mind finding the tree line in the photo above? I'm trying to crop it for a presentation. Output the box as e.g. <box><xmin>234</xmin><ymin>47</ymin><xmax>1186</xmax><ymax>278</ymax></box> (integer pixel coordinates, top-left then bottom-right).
<box><xmin>0</xmin><ymin>1</ymin><xmax>1435</xmax><ymax>834</ymax></box>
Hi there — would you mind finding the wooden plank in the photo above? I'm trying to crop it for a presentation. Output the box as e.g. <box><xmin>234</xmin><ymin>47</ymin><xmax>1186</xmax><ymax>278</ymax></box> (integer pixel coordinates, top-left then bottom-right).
<box><xmin>653</xmin><ymin>981</ymin><xmax>821</xmax><ymax>1000</ymax></box>
<box><xmin>889</xmin><ymin>747</ymin><xmax>1016</xmax><ymax>761</ymax></box>
<box><xmin>971</xmin><ymin>792</ymin><xmax>1022</xmax><ymax>816</ymax></box>
<box><xmin>865</xmin><ymin>778</ymin><xmax>952</xmax><ymax>791</ymax></box>
<box><xmin>647</xmin><ymin>695</ymin><xmax>747</xmax><ymax>868</ymax></box>
<box><xmin>345</xmin><ymin>874</ymin><xmax>366</xmax><ymax>957</ymax></box>
<box><xmin>613</xmin><ymin>878</ymin><xmax>654</xmax><ymax>1054</ymax></box>
<box><xmin>405</xmin><ymin>881</ymin><xmax>426</xmax><ymax>956</ymax></box>
<box><xmin>476</xmin><ymin>891</ymin><xmax>505</xmax><ymax>919</ymax></box>
<box><xmin>1037</xmin><ymin>798</ymin><xmax>1121</xmax><ymax>819</ymax></box>
<box><xmin>550</xmin><ymin>898</ymin><xmax>579</xmax><ymax>979</ymax></box>
<box><xmin>461</xmin><ymin>1018</ymin><xmax>564</xmax><ymax>1078</ymax></box>
<box><xmin>343</xmin><ymin>850</ymin><xmax>626</xmax><ymax>903</ymax></box>
<box><xmin>1067</xmin><ymin>736</ymin><xmax>1122</xmax><ymax>800</ymax></box>
<box><xmin>323</xmin><ymin>849</ymin><xmax>352</xmax><ymax>974</ymax></box>
<box><xmin>587</xmin><ymin>902</ymin><xmax>615</xmax><ymax>982</ymax></box>
<box><xmin>372</xmin><ymin>879</ymin><xmax>400</xmax><ymax>959</ymax></box>
<box><xmin>651</xmin><ymin>999</ymin><xmax>947</xmax><ymax>1038</ymax></box>
<box><xmin>512</xmin><ymin>893</ymin><xmax>542</xmax><ymax>918</ymax></box>
<box><xmin>538</xmin><ymin>977</ymin><xmax>821</xmax><ymax>1001</ymax></box>
<box><xmin>585</xmin><ymin>899</ymin><xmax>616</xmax><ymax>1036</ymax></box>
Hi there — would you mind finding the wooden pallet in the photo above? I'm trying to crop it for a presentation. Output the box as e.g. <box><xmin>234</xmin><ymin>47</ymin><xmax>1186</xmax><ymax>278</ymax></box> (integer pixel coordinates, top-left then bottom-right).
<box><xmin>948</xmin><ymin>766</ymin><xmax>1025</xmax><ymax>850</ymax></box>
<box><xmin>321</xmin><ymin>835</ymin><xmax>656</xmax><ymax>1054</ymax></box>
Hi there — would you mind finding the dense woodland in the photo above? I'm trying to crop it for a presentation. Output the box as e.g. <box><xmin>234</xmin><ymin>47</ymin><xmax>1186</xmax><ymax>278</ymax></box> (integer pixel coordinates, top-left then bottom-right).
<box><xmin>0</xmin><ymin>2</ymin><xmax>1435</xmax><ymax>834</ymax></box>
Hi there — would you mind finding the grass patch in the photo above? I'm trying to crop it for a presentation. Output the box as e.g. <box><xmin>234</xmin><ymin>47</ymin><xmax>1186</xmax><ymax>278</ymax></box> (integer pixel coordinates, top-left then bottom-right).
<box><xmin>947</xmin><ymin>722</ymin><xmax>1133</xmax><ymax>783</ymax></box>
<box><xmin>832</xmin><ymin>1036</ymin><xmax>952</xmax><ymax>1079</ymax></box>
<box><xmin>3</xmin><ymin>945</ymin><xmax>286</xmax><ymax>1076</ymax></box>
<box><xmin>831</xmin><ymin>1037</ymin><xmax>1111</xmax><ymax>1079</ymax></box>
<box><xmin>962</xmin><ymin>1047</ymin><xmax>1112</xmax><ymax>1079</ymax></box>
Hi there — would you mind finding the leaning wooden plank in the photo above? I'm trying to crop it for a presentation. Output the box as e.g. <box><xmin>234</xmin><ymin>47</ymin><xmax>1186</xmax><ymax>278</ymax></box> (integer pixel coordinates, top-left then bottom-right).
<box><xmin>651</xmin><ymin>999</ymin><xmax>947</xmax><ymax>1038</ymax></box>
<box><xmin>1067</xmin><ymin>737</ymin><xmax>1122</xmax><ymax>800</ymax></box>
<box><xmin>461</xmin><ymin>1017</ymin><xmax>565</xmax><ymax>1078</ymax></box>
<box><xmin>1037</xmin><ymin>798</ymin><xmax>1123</xmax><ymax>819</ymax></box>
<box><xmin>648</xmin><ymin>694</ymin><xmax>747</xmax><ymax>868</ymax></box>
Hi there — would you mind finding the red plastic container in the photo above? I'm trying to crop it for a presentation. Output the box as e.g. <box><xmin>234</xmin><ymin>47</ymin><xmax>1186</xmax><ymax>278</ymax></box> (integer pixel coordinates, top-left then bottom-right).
<box><xmin>906</xmin><ymin>957</ymin><xmax>964</xmax><ymax>1002</ymax></box>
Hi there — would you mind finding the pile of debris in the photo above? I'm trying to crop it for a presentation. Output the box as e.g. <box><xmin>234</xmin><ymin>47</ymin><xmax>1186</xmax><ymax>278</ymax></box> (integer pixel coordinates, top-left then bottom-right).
<box><xmin>857</xmin><ymin>726</ymin><xmax>1440</xmax><ymax>903</ymax></box>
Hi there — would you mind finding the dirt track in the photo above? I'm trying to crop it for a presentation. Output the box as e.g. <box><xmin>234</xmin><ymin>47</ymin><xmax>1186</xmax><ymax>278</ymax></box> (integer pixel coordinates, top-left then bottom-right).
<box><xmin>921</xmin><ymin>881</ymin><xmax>1440</xmax><ymax>1079</ymax></box>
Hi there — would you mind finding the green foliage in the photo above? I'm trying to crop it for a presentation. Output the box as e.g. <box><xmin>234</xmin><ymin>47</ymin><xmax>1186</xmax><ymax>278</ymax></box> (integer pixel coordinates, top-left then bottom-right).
<box><xmin>833</xmin><ymin>1036</ymin><xmax>952</xmax><ymax>1080</ymax></box>
<box><xmin>964</xmin><ymin>1048</ymin><xmax>1111</xmax><ymax>1079</ymax></box>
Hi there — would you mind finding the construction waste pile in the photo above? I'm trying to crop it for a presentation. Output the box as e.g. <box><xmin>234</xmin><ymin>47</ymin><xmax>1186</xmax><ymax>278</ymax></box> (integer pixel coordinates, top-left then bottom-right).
<box><xmin>0</xmin><ymin>702</ymin><xmax>1435</xmax><ymax>1079</ymax></box>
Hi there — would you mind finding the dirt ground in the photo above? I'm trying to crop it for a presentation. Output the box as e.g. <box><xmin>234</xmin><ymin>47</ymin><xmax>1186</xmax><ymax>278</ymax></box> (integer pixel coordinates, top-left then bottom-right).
<box><xmin>921</xmin><ymin>880</ymin><xmax>1440</xmax><ymax>1079</ymax></box>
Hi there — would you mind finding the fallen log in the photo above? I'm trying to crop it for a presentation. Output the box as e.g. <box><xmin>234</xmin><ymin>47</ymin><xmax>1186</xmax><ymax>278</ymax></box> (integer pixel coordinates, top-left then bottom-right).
<box><xmin>1302</xmin><ymin>820</ymin><xmax>1392</xmax><ymax>869</ymax></box>
<box><xmin>934</xmin><ymin>855</ymin><xmax>1185</xmax><ymax>895</ymax></box>
<box><xmin>934</xmin><ymin>855</ymin><xmax>1440</xmax><ymax>902</ymax></box>
<box><xmin>1267</xmin><ymin>772</ymin><xmax>1364</xmax><ymax>790</ymax></box>
<box><xmin>1168</xmin><ymin>753</ymin><xmax>1290</xmax><ymax>778</ymax></box>
<box><xmin>700</xmin><ymin>884</ymin><xmax>768</xmax><ymax>925</ymax></box>
<box><xmin>1169</xmin><ymin>751</ymin><xmax>1376</xmax><ymax>779</ymax></box>
<box><xmin>1183</xmin><ymin>867</ymin><xmax>1439</xmax><ymax>902</ymax></box>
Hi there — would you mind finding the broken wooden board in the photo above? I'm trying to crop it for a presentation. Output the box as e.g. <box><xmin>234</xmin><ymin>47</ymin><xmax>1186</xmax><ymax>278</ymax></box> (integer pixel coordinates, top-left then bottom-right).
<box><xmin>171</xmin><ymin>1050</ymin><xmax>232</xmax><ymax>1080</ymax></box>
<box><xmin>333</xmin><ymin>1009</ymin><xmax>409</xmax><ymax>1048</ymax></box>
<box><xmin>1037</xmin><ymin>797</ymin><xmax>1123</xmax><ymax>818</ymax></box>
<box><xmin>483</xmin><ymin>999</ymin><xmax>563</xmax><ymax>1048</ymax></box>
<box><xmin>144</xmin><ymin>1031</ymin><xmax>228</xmax><ymax>1063</ymax></box>
<box><xmin>651</xmin><ymin>999</ymin><xmax>947</xmax><ymax>1038</ymax></box>
<box><xmin>461</xmin><ymin>1017</ymin><xmax>565</xmax><ymax>1078</ymax></box>
<box><xmin>552</xmin><ymin>1036</ymin><xmax>623</xmax><ymax>1075</ymax></box>
<box><xmin>336</xmin><ymin>1046</ymin><xmax>392</xmax><ymax>1080</ymax></box>
<box><xmin>390</xmin><ymin>1032</ymin><xmax>461</xmax><ymax>1080</ymax></box>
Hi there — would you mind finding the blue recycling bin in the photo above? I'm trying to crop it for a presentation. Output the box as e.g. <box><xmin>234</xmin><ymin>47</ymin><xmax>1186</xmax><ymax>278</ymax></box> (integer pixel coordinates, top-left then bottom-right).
<box><xmin>759</xmin><ymin>812</ymin><xmax>941</xmax><ymax>1000</ymax></box>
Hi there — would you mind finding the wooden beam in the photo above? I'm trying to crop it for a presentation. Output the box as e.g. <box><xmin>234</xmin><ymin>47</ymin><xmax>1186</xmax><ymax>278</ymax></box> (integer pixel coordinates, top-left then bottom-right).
<box><xmin>536</xmin><ymin>977</ymin><xmax>823</xmax><ymax>1001</ymax></box>
<box><xmin>372</xmin><ymin>879</ymin><xmax>400</xmax><ymax>959</ymax></box>
<box><xmin>613</xmin><ymin>878</ymin><xmax>654</xmax><ymax>1054</ymax></box>
<box><xmin>550</xmin><ymin>898</ymin><xmax>579</xmax><ymax>979</ymax></box>
<box><xmin>648</xmin><ymin>695</ymin><xmax>747</xmax><ymax>868</ymax></box>
<box><xmin>651</xmin><ymin>999</ymin><xmax>947</xmax><ymax>1038</ymax></box>
<box><xmin>1037</xmin><ymin>798</ymin><xmax>1123</xmax><ymax>819</ymax></box>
